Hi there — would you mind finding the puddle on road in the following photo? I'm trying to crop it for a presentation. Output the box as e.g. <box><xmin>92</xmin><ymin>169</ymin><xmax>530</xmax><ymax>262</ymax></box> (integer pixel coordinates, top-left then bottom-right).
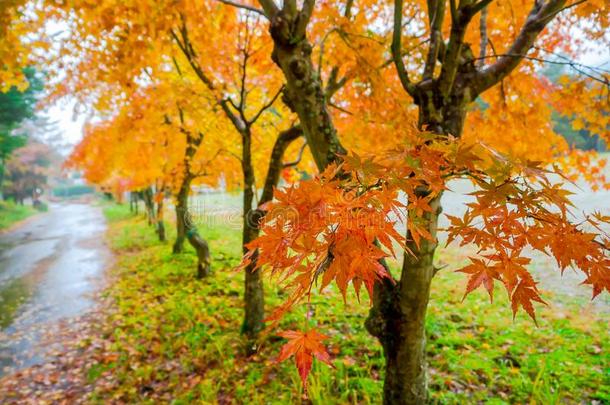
<box><xmin>0</xmin><ymin>278</ymin><xmax>31</xmax><ymax>329</ymax></box>
<box><xmin>0</xmin><ymin>253</ymin><xmax>58</xmax><ymax>330</ymax></box>
<box><xmin>0</xmin><ymin>203</ymin><xmax>109</xmax><ymax>377</ymax></box>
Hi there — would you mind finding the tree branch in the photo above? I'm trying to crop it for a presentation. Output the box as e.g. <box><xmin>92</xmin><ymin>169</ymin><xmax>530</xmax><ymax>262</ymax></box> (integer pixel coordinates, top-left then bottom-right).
<box><xmin>256</xmin><ymin>0</ymin><xmax>279</xmax><ymax>18</ymax></box>
<box><xmin>423</xmin><ymin>0</ymin><xmax>446</xmax><ymax>80</ymax></box>
<box><xmin>171</xmin><ymin>20</ymin><xmax>246</xmax><ymax>132</ymax></box>
<box><xmin>478</xmin><ymin>3</ymin><xmax>489</xmax><ymax>67</ymax></box>
<box><xmin>283</xmin><ymin>140</ymin><xmax>307</xmax><ymax>168</ymax></box>
<box><xmin>259</xmin><ymin>125</ymin><xmax>303</xmax><ymax>205</ymax></box>
<box><xmin>247</xmin><ymin>85</ymin><xmax>285</xmax><ymax>125</ymax></box>
<box><xmin>392</xmin><ymin>0</ymin><xmax>417</xmax><ymax>96</ymax></box>
<box><xmin>214</xmin><ymin>0</ymin><xmax>265</xmax><ymax>15</ymax></box>
<box><xmin>474</xmin><ymin>0</ymin><xmax>567</xmax><ymax>94</ymax></box>
<box><xmin>296</xmin><ymin>0</ymin><xmax>316</xmax><ymax>39</ymax></box>
<box><xmin>475</xmin><ymin>52</ymin><xmax>610</xmax><ymax>86</ymax></box>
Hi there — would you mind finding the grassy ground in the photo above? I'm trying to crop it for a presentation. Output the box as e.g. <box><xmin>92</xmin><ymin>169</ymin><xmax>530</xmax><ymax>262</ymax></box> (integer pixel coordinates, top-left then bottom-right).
<box><xmin>92</xmin><ymin>203</ymin><xmax>608</xmax><ymax>404</ymax></box>
<box><xmin>0</xmin><ymin>200</ymin><xmax>36</xmax><ymax>230</ymax></box>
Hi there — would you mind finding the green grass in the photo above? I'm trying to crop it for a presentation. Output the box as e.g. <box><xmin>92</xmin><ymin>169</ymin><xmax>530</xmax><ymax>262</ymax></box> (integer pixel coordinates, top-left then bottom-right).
<box><xmin>89</xmin><ymin>203</ymin><xmax>609</xmax><ymax>404</ymax></box>
<box><xmin>0</xmin><ymin>200</ymin><xmax>37</xmax><ymax>230</ymax></box>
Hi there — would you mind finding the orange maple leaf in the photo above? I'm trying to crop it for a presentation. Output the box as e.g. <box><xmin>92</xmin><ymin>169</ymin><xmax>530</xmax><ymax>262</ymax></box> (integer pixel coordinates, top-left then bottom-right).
<box><xmin>277</xmin><ymin>329</ymin><xmax>333</xmax><ymax>390</ymax></box>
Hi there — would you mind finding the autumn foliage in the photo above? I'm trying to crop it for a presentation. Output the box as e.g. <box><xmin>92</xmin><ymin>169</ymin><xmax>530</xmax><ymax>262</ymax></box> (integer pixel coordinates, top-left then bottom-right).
<box><xmin>1</xmin><ymin>0</ymin><xmax>609</xmax><ymax>401</ymax></box>
<box><xmin>247</xmin><ymin>135</ymin><xmax>610</xmax><ymax>386</ymax></box>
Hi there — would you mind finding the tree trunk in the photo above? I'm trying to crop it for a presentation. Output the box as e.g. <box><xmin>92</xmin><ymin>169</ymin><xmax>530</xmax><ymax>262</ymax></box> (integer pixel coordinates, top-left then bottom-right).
<box><xmin>187</xmin><ymin>227</ymin><xmax>211</xmax><ymax>279</ymax></box>
<box><xmin>242</xmin><ymin>220</ymin><xmax>264</xmax><ymax>344</ymax></box>
<box><xmin>172</xmin><ymin>178</ymin><xmax>191</xmax><ymax>254</ymax></box>
<box><xmin>366</xmin><ymin>195</ymin><xmax>442</xmax><ymax>405</ymax></box>
<box><xmin>366</xmin><ymin>99</ymin><xmax>465</xmax><ymax>403</ymax></box>
<box><xmin>267</xmin><ymin>14</ymin><xmax>345</xmax><ymax>170</ymax></box>
<box><xmin>0</xmin><ymin>159</ymin><xmax>5</xmax><ymax>201</ymax></box>
<box><xmin>142</xmin><ymin>187</ymin><xmax>156</xmax><ymax>226</ymax></box>
<box><xmin>241</xmin><ymin>129</ymin><xmax>265</xmax><ymax>343</ymax></box>
<box><xmin>156</xmin><ymin>196</ymin><xmax>166</xmax><ymax>242</ymax></box>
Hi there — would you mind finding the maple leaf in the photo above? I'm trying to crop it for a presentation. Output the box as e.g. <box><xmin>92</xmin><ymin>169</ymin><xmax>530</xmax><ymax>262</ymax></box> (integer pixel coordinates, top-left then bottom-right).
<box><xmin>277</xmin><ymin>329</ymin><xmax>333</xmax><ymax>390</ymax></box>
<box><xmin>457</xmin><ymin>258</ymin><xmax>498</xmax><ymax>302</ymax></box>
<box><xmin>510</xmin><ymin>281</ymin><xmax>546</xmax><ymax>324</ymax></box>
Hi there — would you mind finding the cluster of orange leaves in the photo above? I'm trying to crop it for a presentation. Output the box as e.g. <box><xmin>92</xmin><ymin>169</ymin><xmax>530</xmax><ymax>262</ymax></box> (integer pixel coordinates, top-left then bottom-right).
<box><xmin>243</xmin><ymin>135</ymin><xmax>610</xmax><ymax>388</ymax></box>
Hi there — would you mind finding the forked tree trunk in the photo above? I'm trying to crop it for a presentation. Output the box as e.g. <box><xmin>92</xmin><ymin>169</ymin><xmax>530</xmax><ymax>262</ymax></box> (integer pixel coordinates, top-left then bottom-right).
<box><xmin>172</xmin><ymin>176</ymin><xmax>212</xmax><ymax>277</ymax></box>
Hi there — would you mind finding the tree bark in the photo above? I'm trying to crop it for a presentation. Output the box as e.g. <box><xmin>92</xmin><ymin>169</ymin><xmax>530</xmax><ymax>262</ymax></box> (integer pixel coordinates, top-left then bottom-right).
<box><xmin>142</xmin><ymin>187</ymin><xmax>156</xmax><ymax>226</ymax></box>
<box><xmin>172</xmin><ymin>177</ymin><xmax>191</xmax><ymax>254</ymax></box>
<box><xmin>267</xmin><ymin>9</ymin><xmax>345</xmax><ymax>169</ymax></box>
<box><xmin>156</xmin><ymin>193</ymin><xmax>166</xmax><ymax>242</ymax></box>
<box><xmin>0</xmin><ymin>158</ymin><xmax>5</xmax><ymax>200</ymax></box>
<box><xmin>367</xmin><ymin>195</ymin><xmax>441</xmax><ymax>405</ymax></box>
<box><xmin>172</xmin><ymin>175</ymin><xmax>212</xmax><ymax>278</ymax></box>
<box><xmin>241</xmin><ymin>129</ymin><xmax>265</xmax><ymax>343</ymax></box>
<box><xmin>187</xmin><ymin>226</ymin><xmax>211</xmax><ymax>279</ymax></box>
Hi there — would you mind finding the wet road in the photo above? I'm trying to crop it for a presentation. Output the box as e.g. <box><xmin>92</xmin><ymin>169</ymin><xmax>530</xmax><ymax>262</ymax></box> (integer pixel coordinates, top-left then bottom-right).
<box><xmin>0</xmin><ymin>202</ymin><xmax>109</xmax><ymax>376</ymax></box>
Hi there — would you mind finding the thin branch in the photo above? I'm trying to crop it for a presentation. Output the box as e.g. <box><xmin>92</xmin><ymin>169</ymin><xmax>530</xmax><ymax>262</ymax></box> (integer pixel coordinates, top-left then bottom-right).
<box><xmin>325</xmin><ymin>66</ymin><xmax>348</xmax><ymax>100</ymax></box>
<box><xmin>317</xmin><ymin>28</ymin><xmax>339</xmax><ymax>77</ymax></box>
<box><xmin>379</xmin><ymin>38</ymin><xmax>430</xmax><ymax>69</ymax></box>
<box><xmin>214</xmin><ymin>0</ymin><xmax>265</xmax><ymax>15</ymax></box>
<box><xmin>329</xmin><ymin>102</ymin><xmax>353</xmax><ymax>115</ymax></box>
<box><xmin>247</xmin><ymin>85</ymin><xmax>285</xmax><ymax>125</ymax></box>
<box><xmin>283</xmin><ymin>140</ymin><xmax>308</xmax><ymax>168</ymax></box>
<box><xmin>474</xmin><ymin>0</ymin><xmax>568</xmax><ymax>94</ymax></box>
<box><xmin>475</xmin><ymin>53</ymin><xmax>610</xmax><ymax>86</ymax></box>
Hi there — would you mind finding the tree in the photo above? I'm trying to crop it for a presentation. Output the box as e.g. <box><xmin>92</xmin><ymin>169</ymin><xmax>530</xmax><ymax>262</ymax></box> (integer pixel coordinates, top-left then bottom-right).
<box><xmin>45</xmin><ymin>0</ymin><xmax>310</xmax><ymax>342</ymax></box>
<box><xmin>7</xmin><ymin>0</ymin><xmax>609</xmax><ymax>402</ymax></box>
<box><xmin>66</xmin><ymin>72</ymin><xmax>233</xmax><ymax>277</ymax></box>
<box><xmin>0</xmin><ymin>67</ymin><xmax>44</xmax><ymax>198</ymax></box>
<box><xmin>4</xmin><ymin>141</ymin><xmax>52</xmax><ymax>204</ymax></box>
<box><xmin>235</xmin><ymin>0</ymin><xmax>610</xmax><ymax>403</ymax></box>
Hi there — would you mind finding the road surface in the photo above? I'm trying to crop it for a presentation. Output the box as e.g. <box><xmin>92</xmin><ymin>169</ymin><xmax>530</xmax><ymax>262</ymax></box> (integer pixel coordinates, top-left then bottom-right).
<box><xmin>0</xmin><ymin>202</ymin><xmax>109</xmax><ymax>377</ymax></box>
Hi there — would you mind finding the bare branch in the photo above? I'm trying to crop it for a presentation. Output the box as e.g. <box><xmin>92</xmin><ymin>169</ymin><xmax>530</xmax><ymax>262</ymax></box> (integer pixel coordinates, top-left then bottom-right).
<box><xmin>296</xmin><ymin>0</ymin><xmax>316</xmax><ymax>39</ymax></box>
<box><xmin>247</xmin><ymin>85</ymin><xmax>285</xmax><ymax>125</ymax></box>
<box><xmin>171</xmin><ymin>21</ymin><xmax>246</xmax><ymax>133</ymax></box>
<box><xmin>392</xmin><ymin>0</ymin><xmax>417</xmax><ymax>96</ymax></box>
<box><xmin>478</xmin><ymin>4</ymin><xmax>489</xmax><ymax>67</ymax></box>
<box><xmin>283</xmin><ymin>140</ymin><xmax>308</xmax><ymax>168</ymax></box>
<box><xmin>423</xmin><ymin>0</ymin><xmax>446</xmax><ymax>80</ymax></box>
<box><xmin>259</xmin><ymin>125</ymin><xmax>303</xmax><ymax>205</ymax></box>
<box><xmin>325</xmin><ymin>66</ymin><xmax>348</xmax><ymax>100</ymax></box>
<box><xmin>256</xmin><ymin>0</ymin><xmax>279</xmax><ymax>18</ymax></box>
<box><xmin>475</xmin><ymin>52</ymin><xmax>610</xmax><ymax>86</ymax></box>
<box><xmin>474</xmin><ymin>0</ymin><xmax>568</xmax><ymax>94</ymax></box>
<box><xmin>214</xmin><ymin>0</ymin><xmax>265</xmax><ymax>15</ymax></box>
<box><xmin>344</xmin><ymin>0</ymin><xmax>354</xmax><ymax>18</ymax></box>
<box><xmin>469</xmin><ymin>0</ymin><xmax>494</xmax><ymax>16</ymax></box>
<box><xmin>329</xmin><ymin>101</ymin><xmax>353</xmax><ymax>115</ymax></box>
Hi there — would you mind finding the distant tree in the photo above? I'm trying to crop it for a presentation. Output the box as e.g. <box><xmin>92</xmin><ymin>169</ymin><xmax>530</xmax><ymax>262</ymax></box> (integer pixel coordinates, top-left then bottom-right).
<box><xmin>544</xmin><ymin>64</ymin><xmax>608</xmax><ymax>152</ymax></box>
<box><xmin>3</xmin><ymin>141</ymin><xmax>51</xmax><ymax>204</ymax></box>
<box><xmin>0</xmin><ymin>68</ymin><xmax>44</xmax><ymax>198</ymax></box>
